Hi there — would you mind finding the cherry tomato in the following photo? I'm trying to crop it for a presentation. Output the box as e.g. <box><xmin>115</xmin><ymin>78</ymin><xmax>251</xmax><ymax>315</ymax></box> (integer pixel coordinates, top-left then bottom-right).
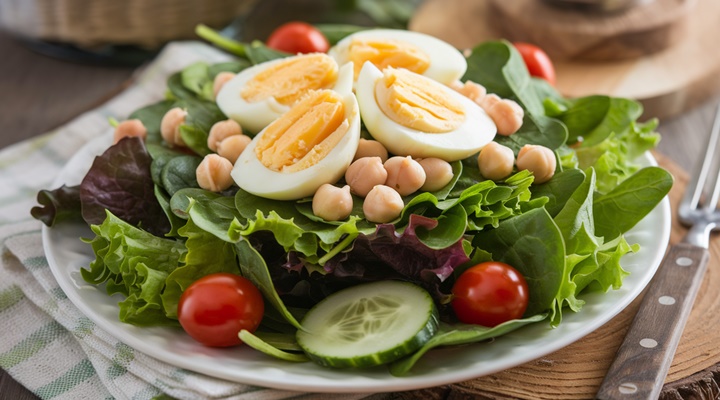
<box><xmin>513</xmin><ymin>42</ymin><xmax>556</xmax><ymax>86</ymax></box>
<box><xmin>451</xmin><ymin>261</ymin><xmax>529</xmax><ymax>327</ymax></box>
<box><xmin>178</xmin><ymin>273</ymin><xmax>264</xmax><ymax>347</ymax></box>
<box><xmin>266</xmin><ymin>22</ymin><xmax>330</xmax><ymax>54</ymax></box>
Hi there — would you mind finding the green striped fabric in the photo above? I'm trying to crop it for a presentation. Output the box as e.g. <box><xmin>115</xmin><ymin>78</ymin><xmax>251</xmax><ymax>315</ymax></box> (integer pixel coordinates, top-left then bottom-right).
<box><xmin>0</xmin><ymin>42</ymin><xmax>384</xmax><ymax>400</ymax></box>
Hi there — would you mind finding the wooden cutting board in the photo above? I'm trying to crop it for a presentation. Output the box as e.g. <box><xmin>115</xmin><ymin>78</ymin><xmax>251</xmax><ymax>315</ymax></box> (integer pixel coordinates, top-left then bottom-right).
<box><xmin>409</xmin><ymin>0</ymin><xmax>720</xmax><ymax>120</ymax></box>
<box><xmin>394</xmin><ymin>153</ymin><xmax>720</xmax><ymax>399</ymax></box>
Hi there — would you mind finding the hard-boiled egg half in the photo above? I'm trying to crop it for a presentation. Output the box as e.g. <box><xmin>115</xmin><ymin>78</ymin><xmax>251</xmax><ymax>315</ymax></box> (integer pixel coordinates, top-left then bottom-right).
<box><xmin>328</xmin><ymin>29</ymin><xmax>467</xmax><ymax>85</ymax></box>
<box><xmin>231</xmin><ymin>63</ymin><xmax>360</xmax><ymax>201</ymax></box>
<box><xmin>217</xmin><ymin>53</ymin><xmax>350</xmax><ymax>134</ymax></box>
<box><xmin>356</xmin><ymin>62</ymin><xmax>496</xmax><ymax>162</ymax></box>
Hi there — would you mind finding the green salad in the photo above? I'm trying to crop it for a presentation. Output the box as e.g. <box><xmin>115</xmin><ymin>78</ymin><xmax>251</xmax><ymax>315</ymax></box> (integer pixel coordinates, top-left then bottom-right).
<box><xmin>32</xmin><ymin>25</ymin><xmax>673</xmax><ymax>375</ymax></box>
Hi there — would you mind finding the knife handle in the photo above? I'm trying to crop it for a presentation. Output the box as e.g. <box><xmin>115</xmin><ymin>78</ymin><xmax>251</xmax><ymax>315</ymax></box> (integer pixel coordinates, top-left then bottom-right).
<box><xmin>596</xmin><ymin>243</ymin><xmax>709</xmax><ymax>400</ymax></box>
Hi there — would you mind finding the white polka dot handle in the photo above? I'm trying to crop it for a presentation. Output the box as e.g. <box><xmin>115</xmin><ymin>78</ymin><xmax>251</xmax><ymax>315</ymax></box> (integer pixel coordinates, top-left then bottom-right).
<box><xmin>597</xmin><ymin>103</ymin><xmax>720</xmax><ymax>399</ymax></box>
<box><xmin>595</xmin><ymin>244</ymin><xmax>709</xmax><ymax>400</ymax></box>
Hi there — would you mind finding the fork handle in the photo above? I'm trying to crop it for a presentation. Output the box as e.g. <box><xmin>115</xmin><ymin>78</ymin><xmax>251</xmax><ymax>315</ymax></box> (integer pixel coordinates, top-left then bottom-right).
<box><xmin>596</xmin><ymin>243</ymin><xmax>709</xmax><ymax>400</ymax></box>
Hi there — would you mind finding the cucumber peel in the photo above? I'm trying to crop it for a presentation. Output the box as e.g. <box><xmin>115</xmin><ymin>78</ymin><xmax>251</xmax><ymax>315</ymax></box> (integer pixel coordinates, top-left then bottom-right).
<box><xmin>296</xmin><ymin>280</ymin><xmax>439</xmax><ymax>368</ymax></box>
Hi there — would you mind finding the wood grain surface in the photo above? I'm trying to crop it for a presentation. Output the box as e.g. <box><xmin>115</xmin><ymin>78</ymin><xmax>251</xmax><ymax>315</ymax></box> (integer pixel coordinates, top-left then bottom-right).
<box><xmin>1</xmin><ymin>25</ymin><xmax>720</xmax><ymax>400</ymax></box>
<box><xmin>488</xmin><ymin>0</ymin><xmax>694</xmax><ymax>61</ymax></box>
<box><xmin>410</xmin><ymin>0</ymin><xmax>720</xmax><ymax>120</ymax></box>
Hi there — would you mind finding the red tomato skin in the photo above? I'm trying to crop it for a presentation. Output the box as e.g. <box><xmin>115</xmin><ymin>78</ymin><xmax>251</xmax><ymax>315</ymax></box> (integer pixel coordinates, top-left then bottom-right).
<box><xmin>266</xmin><ymin>22</ymin><xmax>330</xmax><ymax>54</ymax></box>
<box><xmin>451</xmin><ymin>262</ymin><xmax>529</xmax><ymax>327</ymax></box>
<box><xmin>178</xmin><ymin>273</ymin><xmax>264</xmax><ymax>347</ymax></box>
<box><xmin>513</xmin><ymin>42</ymin><xmax>556</xmax><ymax>86</ymax></box>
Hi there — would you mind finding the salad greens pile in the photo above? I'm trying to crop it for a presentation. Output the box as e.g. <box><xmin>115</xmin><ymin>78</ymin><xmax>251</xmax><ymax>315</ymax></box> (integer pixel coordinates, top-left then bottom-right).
<box><xmin>32</xmin><ymin>35</ymin><xmax>672</xmax><ymax>374</ymax></box>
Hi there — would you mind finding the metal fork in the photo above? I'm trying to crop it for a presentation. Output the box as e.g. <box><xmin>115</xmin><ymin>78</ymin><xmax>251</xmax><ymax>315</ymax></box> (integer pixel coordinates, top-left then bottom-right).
<box><xmin>596</xmin><ymin>103</ymin><xmax>720</xmax><ymax>400</ymax></box>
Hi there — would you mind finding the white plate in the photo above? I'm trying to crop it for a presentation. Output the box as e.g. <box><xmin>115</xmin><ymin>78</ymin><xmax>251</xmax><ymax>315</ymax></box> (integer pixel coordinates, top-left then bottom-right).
<box><xmin>43</xmin><ymin>135</ymin><xmax>671</xmax><ymax>393</ymax></box>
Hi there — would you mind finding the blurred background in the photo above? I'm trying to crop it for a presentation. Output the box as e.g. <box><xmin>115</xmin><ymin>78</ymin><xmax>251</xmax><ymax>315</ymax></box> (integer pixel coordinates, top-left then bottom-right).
<box><xmin>0</xmin><ymin>0</ymin><xmax>718</xmax><ymax>149</ymax></box>
<box><xmin>0</xmin><ymin>0</ymin><xmax>423</xmax><ymax>149</ymax></box>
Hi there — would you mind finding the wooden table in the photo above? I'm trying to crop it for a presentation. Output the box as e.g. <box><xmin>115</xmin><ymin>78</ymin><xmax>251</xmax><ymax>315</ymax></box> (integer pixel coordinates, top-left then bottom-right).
<box><xmin>1</xmin><ymin>29</ymin><xmax>719</xmax><ymax>399</ymax></box>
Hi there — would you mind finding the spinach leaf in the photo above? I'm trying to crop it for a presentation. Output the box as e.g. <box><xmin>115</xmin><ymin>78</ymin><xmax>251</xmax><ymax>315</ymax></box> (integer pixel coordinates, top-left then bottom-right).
<box><xmin>389</xmin><ymin>314</ymin><xmax>547</xmax><ymax>376</ymax></box>
<box><xmin>128</xmin><ymin>100</ymin><xmax>175</xmax><ymax>144</ymax></box>
<box><xmin>463</xmin><ymin>41</ymin><xmax>567</xmax><ymax>152</ymax></box>
<box><xmin>181</xmin><ymin>62</ymin><xmax>215</xmax><ymax>101</ymax></box>
<box><xmin>181</xmin><ymin>96</ymin><xmax>227</xmax><ymax>136</ymax></box>
<box><xmin>494</xmin><ymin>112</ymin><xmax>568</xmax><ymax>153</ymax></box>
<box><xmin>146</xmin><ymin>143</ymin><xmax>187</xmax><ymax>184</ymax></box>
<box><xmin>472</xmin><ymin>207</ymin><xmax>566</xmax><ymax>318</ymax></box>
<box><xmin>554</xmin><ymin>168</ymin><xmax>597</xmax><ymax>255</ymax></box>
<box><xmin>530</xmin><ymin>169</ymin><xmax>586</xmax><ymax>217</ymax></box>
<box><xmin>239</xmin><ymin>330</ymin><xmax>309</xmax><ymax>362</ymax></box>
<box><xmin>181</xmin><ymin>61</ymin><xmax>252</xmax><ymax>102</ymax></box>
<box><xmin>315</xmin><ymin>24</ymin><xmax>369</xmax><ymax>44</ymax></box>
<box><xmin>550</xmin><ymin>168</ymin><xmax>637</xmax><ymax>309</ymax></box>
<box><xmin>234</xmin><ymin>239</ymin><xmax>303</xmax><ymax>329</ymax></box>
<box><xmin>183</xmin><ymin>189</ymin><xmax>239</xmax><ymax>242</ymax></box>
<box><xmin>593</xmin><ymin>166</ymin><xmax>673</xmax><ymax>241</ymax></box>
<box><xmin>179</xmin><ymin>125</ymin><xmax>211</xmax><ymax>156</ymax></box>
<box><xmin>167</xmin><ymin>72</ymin><xmax>197</xmax><ymax>101</ymax></box>
<box><xmin>160</xmin><ymin>155</ymin><xmax>201</xmax><ymax>196</ymax></box>
<box><xmin>250</xmin><ymin>331</ymin><xmax>303</xmax><ymax>352</ymax></box>
<box><xmin>207</xmin><ymin>60</ymin><xmax>251</xmax><ymax>78</ymax></box>
<box><xmin>153</xmin><ymin>185</ymin><xmax>184</xmax><ymax>237</ymax></box>
<box><xmin>463</xmin><ymin>41</ymin><xmax>541</xmax><ymax>116</ymax></box>
<box><xmin>245</xmin><ymin>41</ymin><xmax>291</xmax><ymax>64</ymax></box>
<box><xmin>556</xmin><ymin>95</ymin><xmax>643</xmax><ymax>146</ymax></box>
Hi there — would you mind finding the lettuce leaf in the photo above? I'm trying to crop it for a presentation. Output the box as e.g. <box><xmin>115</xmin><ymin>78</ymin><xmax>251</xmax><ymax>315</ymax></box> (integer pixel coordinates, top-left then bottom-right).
<box><xmin>30</xmin><ymin>184</ymin><xmax>83</xmax><ymax>227</ymax></box>
<box><xmin>566</xmin><ymin>109</ymin><xmax>661</xmax><ymax>194</ymax></box>
<box><xmin>79</xmin><ymin>137</ymin><xmax>170</xmax><ymax>237</ymax></box>
<box><xmin>161</xmin><ymin>216</ymin><xmax>239</xmax><ymax>319</ymax></box>
<box><xmin>81</xmin><ymin>211</ymin><xmax>185</xmax><ymax>326</ymax></box>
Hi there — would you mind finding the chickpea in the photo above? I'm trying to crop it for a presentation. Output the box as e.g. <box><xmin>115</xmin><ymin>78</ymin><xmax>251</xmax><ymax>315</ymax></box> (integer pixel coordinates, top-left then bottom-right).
<box><xmin>216</xmin><ymin>134</ymin><xmax>251</xmax><ymax>164</ymax></box>
<box><xmin>160</xmin><ymin>107</ymin><xmax>187</xmax><ymax>147</ymax></box>
<box><xmin>478</xmin><ymin>93</ymin><xmax>501</xmax><ymax>112</ymax></box>
<box><xmin>196</xmin><ymin>154</ymin><xmax>234</xmax><ymax>192</ymax></box>
<box><xmin>418</xmin><ymin>157</ymin><xmax>454</xmax><ymax>192</ymax></box>
<box><xmin>345</xmin><ymin>157</ymin><xmax>388</xmax><ymax>198</ymax></box>
<box><xmin>312</xmin><ymin>184</ymin><xmax>353</xmax><ymax>221</ymax></box>
<box><xmin>478</xmin><ymin>141</ymin><xmax>515</xmax><ymax>181</ymax></box>
<box><xmin>113</xmin><ymin>119</ymin><xmax>147</xmax><ymax>144</ymax></box>
<box><xmin>208</xmin><ymin>119</ymin><xmax>243</xmax><ymax>152</ymax></box>
<box><xmin>363</xmin><ymin>185</ymin><xmax>404</xmax><ymax>223</ymax></box>
<box><xmin>487</xmin><ymin>99</ymin><xmax>524</xmax><ymax>136</ymax></box>
<box><xmin>213</xmin><ymin>72</ymin><xmax>236</xmax><ymax>98</ymax></box>
<box><xmin>516</xmin><ymin>144</ymin><xmax>556</xmax><ymax>184</ymax></box>
<box><xmin>384</xmin><ymin>156</ymin><xmax>426</xmax><ymax>196</ymax></box>
<box><xmin>353</xmin><ymin>138</ymin><xmax>389</xmax><ymax>162</ymax></box>
<box><xmin>451</xmin><ymin>80</ymin><xmax>487</xmax><ymax>103</ymax></box>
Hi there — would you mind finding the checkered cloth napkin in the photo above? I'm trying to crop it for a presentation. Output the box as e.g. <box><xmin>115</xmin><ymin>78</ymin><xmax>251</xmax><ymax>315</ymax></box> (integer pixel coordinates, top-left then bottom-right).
<box><xmin>0</xmin><ymin>42</ymin><xmax>386</xmax><ymax>400</ymax></box>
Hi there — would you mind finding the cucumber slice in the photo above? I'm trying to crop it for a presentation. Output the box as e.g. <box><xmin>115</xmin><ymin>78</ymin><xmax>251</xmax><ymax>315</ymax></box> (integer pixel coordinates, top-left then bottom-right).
<box><xmin>296</xmin><ymin>280</ymin><xmax>439</xmax><ymax>368</ymax></box>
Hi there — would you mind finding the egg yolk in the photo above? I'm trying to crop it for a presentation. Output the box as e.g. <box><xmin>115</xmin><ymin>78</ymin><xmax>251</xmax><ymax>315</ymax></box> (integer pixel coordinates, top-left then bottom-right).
<box><xmin>241</xmin><ymin>54</ymin><xmax>338</xmax><ymax>106</ymax></box>
<box><xmin>349</xmin><ymin>38</ymin><xmax>430</xmax><ymax>80</ymax></box>
<box><xmin>255</xmin><ymin>90</ymin><xmax>349</xmax><ymax>173</ymax></box>
<box><xmin>375</xmin><ymin>68</ymin><xmax>465</xmax><ymax>133</ymax></box>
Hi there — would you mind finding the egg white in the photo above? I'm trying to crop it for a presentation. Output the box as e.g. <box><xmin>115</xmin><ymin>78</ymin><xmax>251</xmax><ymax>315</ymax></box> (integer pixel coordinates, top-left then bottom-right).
<box><xmin>230</xmin><ymin>88</ymin><xmax>360</xmax><ymax>201</ymax></box>
<box><xmin>328</xmin><ymin>29</ymin><xmax>467</xmax><ymax>86</ymax></box>
<box><xmin>216</xmin><ymin>55</ymin><xmax>353</xmax><ymax>135</ymax></box>
<box><xmin>355</xmin><ymin>62</ymin><xmax>496</xmax><ymax>162</ymax></box>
